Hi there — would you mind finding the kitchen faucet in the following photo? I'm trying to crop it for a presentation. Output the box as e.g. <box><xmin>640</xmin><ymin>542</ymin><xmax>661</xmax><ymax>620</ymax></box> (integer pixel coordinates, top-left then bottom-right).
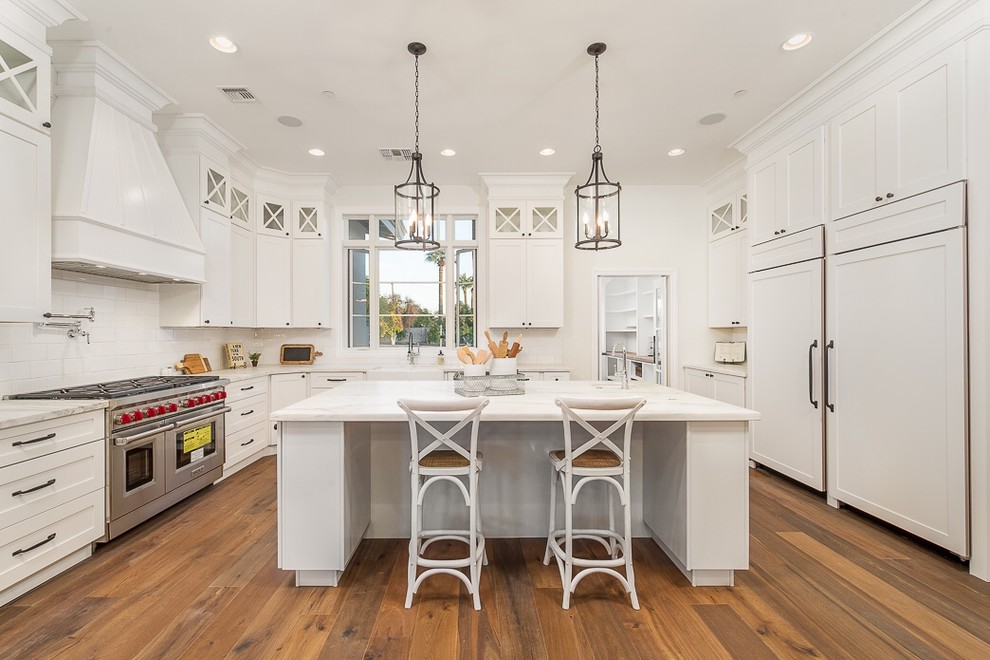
<box><xmin>407</xmin><ymin>332</ymin><xmax>420</xmax><ymax>365</ymax></box>
<box><xmin>612</xmin><ymin>342</ymin><xmax>629</xmax><ymax>389</ymax></box>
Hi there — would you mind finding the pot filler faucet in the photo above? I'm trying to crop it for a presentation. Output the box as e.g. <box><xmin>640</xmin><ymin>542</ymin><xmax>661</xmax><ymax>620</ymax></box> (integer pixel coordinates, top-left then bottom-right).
<box><xmin>612</xmin><ymin>342</ymin><xmax>629</xmax><ymax>389</ymax></box>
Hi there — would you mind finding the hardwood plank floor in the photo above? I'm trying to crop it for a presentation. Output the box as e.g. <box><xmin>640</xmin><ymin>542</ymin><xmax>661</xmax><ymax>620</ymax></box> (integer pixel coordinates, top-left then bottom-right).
<box><xmin>1</xmin><ymin>456</ymin><xmax>987</xmax><ymax>659</ymax></box>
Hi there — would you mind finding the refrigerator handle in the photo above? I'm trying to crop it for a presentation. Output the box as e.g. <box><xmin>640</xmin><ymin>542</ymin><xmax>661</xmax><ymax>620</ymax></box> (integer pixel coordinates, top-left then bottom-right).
<box><xmin>808</xmin><ymin>340</ymin><xmax>819</xmax><ymax>409</ymax></box>
<box><xmin>824</xmin><ymin>340</ymin><xmax>835</xmax><ymax>412</ymax></box>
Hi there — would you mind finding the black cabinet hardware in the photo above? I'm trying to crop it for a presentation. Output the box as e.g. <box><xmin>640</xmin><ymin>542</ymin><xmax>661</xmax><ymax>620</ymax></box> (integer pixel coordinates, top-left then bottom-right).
<box><xmin>808</xmin><ymin>340</ymin><xmax>819</xmax><ymax>409</ymax></box>
<box><xmin>12</xmin><ymin>432</ymin><xmax>56</xmax><ymax>447</ymax></box>
<box><xmin>12</xmin><ymin>533</ymin><xmax>56</xmax><ymax>557</ymax></box>
<box><xmin>12</xmin><ymin>478</ymin><xmax>56</xmax><ymax>497</ymax></box>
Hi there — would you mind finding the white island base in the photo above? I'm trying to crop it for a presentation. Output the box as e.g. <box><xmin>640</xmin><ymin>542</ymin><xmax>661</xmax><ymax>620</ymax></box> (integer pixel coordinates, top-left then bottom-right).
<box><xmin>274</xmin><ymin>381</ymin><xmax>757</xmax><ymax>588</ymax></box>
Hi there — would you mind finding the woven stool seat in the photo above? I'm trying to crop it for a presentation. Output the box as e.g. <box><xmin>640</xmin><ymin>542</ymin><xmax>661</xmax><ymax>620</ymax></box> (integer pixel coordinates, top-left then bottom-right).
<box><xmin>550</xmin><ymin>448</ymin><xmax>620</xmax><ymax>468</ymax></box>
<box><xmin>420</xmin><ymin>450</ymin><xmax>484</xmax><ymax>468</ymax></box>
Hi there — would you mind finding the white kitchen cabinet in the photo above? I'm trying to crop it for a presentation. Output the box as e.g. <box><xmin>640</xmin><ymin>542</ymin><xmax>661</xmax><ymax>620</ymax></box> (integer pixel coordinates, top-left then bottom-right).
<box><xmin>683</xmin><ymin>367</ymin><xmax>746</xmax><ymax>408</ymax></box>
<box><xmin>708</xmin><ymin>229</ymin><xmax>747</xmax><ymax>328</ymax></box>
<box><xmin>159</xmin><ymin>209</ymin><xmax>232</xmax><ymax>327</ymax></box>
<box><xmin>708</xmin><ymin>190</ymin><xmax>747</xmax><ymax>241</ymax></box>
<box><xmin>270</xmin><ymin>373</ymin><xmax>310</xmax><ymax>446</ymax></box>
<box><xmin>0</xmin><ymin>410</ymin><xmax>105</xmax><ymax>606</ymax></box>
<box><xmin>309</xmin><ymin>372</ymin><xmax>366</xmax><ymax>392</ymax></box>
<box><xmin>488</xmin><ymin>239</ymin><xmax>563</xmax><ymax>328</ymax></box>
<box><xmin>291</xmin><ymin>239</ymin><xmax>330</xmax><ymax>328</ymax></box>
<box><xmin>229</xmin><ymin>180</ymin><xmax>252</xmax><ymax>228</ymax></box>
<box><xmin>292</xmin><ymin>201</ymin><xmax>325</xmax><ymax>239</ymax></box>
<box><xmin>255</xmin><ymin>234</ymin><xmax>291</xmax><ymax>327</ymax></box>
<box><xmin>0</xmin><ymin>27</ymin><xmax>52</xmax><ymax>133</ymax></box>
<box><xmin>747</xmin><ymin>126</ymin><xmax>826</xmax><ymax>246</ymax></box>
<box><xmin>826</xmin><ymin>227</ymin><xmax>967</xmax><ymax>556</ymax></box>
<box><xmin>224</xmin><ymin>377</ymin><xmax>268</xmax><ymax>473</ymax></box>
<box><xmin>749</xmin><ymin>258</ymin><xmax>825</xmax><ymax>490</ymax></box>
<box><xmin>198</xmin><ymin>155</ymin><xmax>230</xmax><ymax>215</ymax></box>
<box><xmin>258</xmin><ymin>195</ymin><xmax>291</xmax><ymax>238</ymax></box>
<box><xmin>0</xmin><ymin>115</ymin><xmax>49</xmax><ymax>322</ymax></box>
<box><xmin>829</xmin><ymin>43</ymin><xmax>964</xmax><ymax>221</ymax></box>
<box><xmin>230</xmin><ymin>223</ymin><xmax>255</xmax><ymax>327</ymax></box>
<box><xmin>489</xmin><ymin>201</ymin><xmax>562</xmax><ymax>239</ymax></box>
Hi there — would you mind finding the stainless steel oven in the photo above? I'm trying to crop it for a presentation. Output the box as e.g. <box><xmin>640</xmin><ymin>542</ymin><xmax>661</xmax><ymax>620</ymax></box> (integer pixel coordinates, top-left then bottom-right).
<box><xmin>7</xmin><ymin>375</ymin><xmax>230</xmax><ymax>541</ymax></box>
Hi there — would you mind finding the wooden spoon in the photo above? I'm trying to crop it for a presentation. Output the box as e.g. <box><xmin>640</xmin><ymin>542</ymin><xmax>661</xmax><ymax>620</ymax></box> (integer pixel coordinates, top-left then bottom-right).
<box><xmin>456</xmin><ymin>346</ymin><xmax>471</xmax><ymax>364</ymax></box>
<box><xmin>465</xmin><ymin>347</ymin><xmax>476</xmax><ymax>364</ymax></box>
<box><xmin>475</xmin><ymin>349</ymin><xmax>489</xmax><ymax>364</ymax></box>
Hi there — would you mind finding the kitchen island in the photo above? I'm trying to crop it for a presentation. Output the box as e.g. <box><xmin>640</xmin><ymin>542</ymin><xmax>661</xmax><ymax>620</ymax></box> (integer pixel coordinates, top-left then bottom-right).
<box><xmin>272</xmin><ymin>380</ymin><xmax>759</xmax><ymax>588</ymax></box>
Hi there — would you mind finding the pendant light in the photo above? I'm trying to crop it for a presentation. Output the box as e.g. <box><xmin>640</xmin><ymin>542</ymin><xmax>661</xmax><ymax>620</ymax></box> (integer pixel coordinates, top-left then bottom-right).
<box><xmin>395</xmin><ymin>42</ymin><xmax>440</xmax><ymax>250</ymax></box>
<box><xmin>575</xmin><ymin>42</ymin><xmax>621</xmax><ymax>250</ymax></box>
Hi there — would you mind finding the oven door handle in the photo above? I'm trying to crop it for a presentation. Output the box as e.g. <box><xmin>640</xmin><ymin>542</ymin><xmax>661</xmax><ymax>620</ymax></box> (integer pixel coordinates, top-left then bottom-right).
<box><xmin>112</xmin><ymin>424</ymin><xmax>175</xmax><ymax>446</ymax></box>
<box><xmin>173</xmin><ymin>407</ymin><xmax>232</xmax><ymax>429</ymax></box>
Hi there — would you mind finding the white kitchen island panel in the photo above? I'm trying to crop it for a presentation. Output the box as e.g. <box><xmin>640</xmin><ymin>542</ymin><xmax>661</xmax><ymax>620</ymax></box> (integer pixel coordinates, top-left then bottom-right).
<box><xmin>273</xmin><ymin>381</ymin><xmax>758</xmax><ymax>587</ymax></box>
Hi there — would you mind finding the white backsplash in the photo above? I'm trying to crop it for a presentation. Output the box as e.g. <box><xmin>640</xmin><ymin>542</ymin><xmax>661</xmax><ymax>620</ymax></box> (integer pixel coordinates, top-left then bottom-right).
<box><xmin>0</xmin><ymin>273</ymin><xmax>565</xmax><ymax>397</ymax></box>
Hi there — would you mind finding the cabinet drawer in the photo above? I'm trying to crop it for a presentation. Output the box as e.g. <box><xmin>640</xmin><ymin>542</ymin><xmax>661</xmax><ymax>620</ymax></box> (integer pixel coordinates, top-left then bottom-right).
<box><xmin>0</xmin><ymin>411</ymin><xmax>104</xmax><ymax>469</ymax></box>
<box><xmin>225</xmin><ymin>422</ymin><xmax>268</xmax><ymax>468</ymax></box>
<box><xmin>0</xmin><ymin>440</ymin><xmax>104</xmax><ymax>531</ymax></box>
<box><xmin>309</xmin><ymin>371</ymin><xmax>366</xmax><ymax>391</ymax></box>
<box><xmin>225</xmin><ymin>377</ymin><xmax>269</xmax><ymax>404</ymax></box>
<box><xmin>0</xmin><ymin>490</ymin><xmax>104</xmax><ymax>594</ymax></box>
<box><xmin>227</xmin><ymin>393</ymin><xmax>268</xmax><ymax>434</ymax></box>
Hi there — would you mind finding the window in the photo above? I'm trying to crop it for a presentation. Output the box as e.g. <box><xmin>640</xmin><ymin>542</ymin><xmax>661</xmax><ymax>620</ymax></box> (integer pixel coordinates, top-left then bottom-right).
<box><xmin>345</xmin><ymin>214</ymin><xmax>478</xmax><ymax>349</ymax></box>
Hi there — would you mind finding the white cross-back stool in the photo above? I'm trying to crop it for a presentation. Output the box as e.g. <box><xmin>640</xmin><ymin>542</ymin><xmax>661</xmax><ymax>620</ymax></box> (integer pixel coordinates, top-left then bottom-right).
<box><xmin>542</xmin><ymin>395</ymin><xmax>646</xmax><ymax>610</ymax></box>
<box><xmin>398</xmin><ymin>396</ymin><xmax>490</xmax><ymax>610</ymax></box>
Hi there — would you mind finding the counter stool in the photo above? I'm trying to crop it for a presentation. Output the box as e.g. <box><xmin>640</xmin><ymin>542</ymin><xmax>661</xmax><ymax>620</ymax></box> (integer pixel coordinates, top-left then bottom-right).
<box><xmin>398</xmin><ymin>396</ymin><xmax>490</xmax><ymax>610</ymax></box>
<box><xmin>542</xmin><ymin>396</ymin><xmax>646</xmax><ymax>610</ymax></box>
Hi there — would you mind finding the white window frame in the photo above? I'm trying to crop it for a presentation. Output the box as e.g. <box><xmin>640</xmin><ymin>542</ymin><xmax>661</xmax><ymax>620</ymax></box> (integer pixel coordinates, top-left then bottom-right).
<box><xmin>337</xmin><ymin>207</ymin><xmax>484</xmax><ymax>355</ymax></box>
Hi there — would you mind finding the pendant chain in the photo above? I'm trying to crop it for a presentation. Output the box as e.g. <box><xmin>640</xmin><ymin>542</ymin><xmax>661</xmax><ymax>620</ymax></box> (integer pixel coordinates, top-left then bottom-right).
<box><xmin>414</xmin><ymin>55</ymin><xmax>420</xmax><ymax>153</ymax></box>
<box><xmin>594</xmin><ymin>54</ymin><xmax>600</xmax><ymax>150</ymax></box>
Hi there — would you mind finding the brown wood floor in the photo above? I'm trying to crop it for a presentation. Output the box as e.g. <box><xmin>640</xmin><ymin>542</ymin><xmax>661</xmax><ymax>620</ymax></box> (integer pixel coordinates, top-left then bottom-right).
<box><xmin>1</xmin><ymin>456</ymin><xmax>988</xmax><ymax>659</ymax></box>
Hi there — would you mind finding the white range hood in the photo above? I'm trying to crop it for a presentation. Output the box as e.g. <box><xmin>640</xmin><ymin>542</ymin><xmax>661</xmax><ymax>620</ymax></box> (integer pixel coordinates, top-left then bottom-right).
<box><xmin>49</xmin><ymin>41</ymin><xmax>205</xmax><ymax>284</ymax></box>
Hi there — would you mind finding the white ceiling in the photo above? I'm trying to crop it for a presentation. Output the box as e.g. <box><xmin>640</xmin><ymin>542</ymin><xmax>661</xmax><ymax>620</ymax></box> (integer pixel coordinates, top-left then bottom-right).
<box><xmin>49</xmin><ymin>0</ymin><xmax>920</xmax><ymax>186</ymax></box>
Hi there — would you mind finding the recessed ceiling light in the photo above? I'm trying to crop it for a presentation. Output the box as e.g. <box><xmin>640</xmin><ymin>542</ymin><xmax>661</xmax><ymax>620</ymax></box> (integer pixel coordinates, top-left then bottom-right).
<box><xmin>322</xmin><ymin>90</ymin><xmax>336</xmax><ymax>100</ymax></box>
<box><xmin>308</xmin><ymin>148</ymin><xmax>326</xmax><ymax>157</ymax></box>
<box><xmin>209</xmin><ymin>36</ymin><xmax>238</xmax><ymax>54</ymax></box>
<box><xmin>667</xmin><ymin>148</ymin><xmax>685</xmax><ymax>157</ymax></box>
<box><xmin>277</xmin><ymin>115</ymin><xmax>303</xmax><ymax>127</ymax></box>
<box><xmin>699</xmin><ymin>113</ymin><xmax>726</xmax><ymax>125</ymax></box>
<box><xmin>734</xmin><ymin>89</ymin><xmax>748</xmax><ymax>98</ymax></box>
<box><xmin>539</xmin><ymin>147</ymin><xmax>556</xmax><ymax>156</ymax></box>
<box><xmin>782</xmin><ymin>33</ymin><xmax>813</xmax><ymax>51</ymax></box>
<box><xmin>440</xmin><ymin>148</ymin><xmax>456</xmax><ymax>157</ymax></box>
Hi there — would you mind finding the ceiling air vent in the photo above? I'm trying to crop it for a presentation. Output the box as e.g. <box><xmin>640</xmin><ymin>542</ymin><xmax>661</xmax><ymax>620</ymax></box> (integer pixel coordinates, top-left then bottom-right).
<box><xmin>218</xmin><ymin>86</ymin><xmax>257</xmax><ymax>103</ymax></box>
<box><xmin>378</xmin><ymin>148</ymin><xmax>413</xmax><ymax>161</ymax></box>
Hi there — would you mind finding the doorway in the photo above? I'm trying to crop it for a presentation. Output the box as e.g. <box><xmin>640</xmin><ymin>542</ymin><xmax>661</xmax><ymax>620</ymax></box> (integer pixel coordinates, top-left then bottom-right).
<box><xmin>594</xmin><ymin>272</ymin><xmax>675</xmax><ymax>385</ymax></box>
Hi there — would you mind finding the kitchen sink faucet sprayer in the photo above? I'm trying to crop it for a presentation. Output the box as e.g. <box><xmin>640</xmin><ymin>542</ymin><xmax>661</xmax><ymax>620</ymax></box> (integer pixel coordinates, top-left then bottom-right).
<box><xmin>407</xmin><ymin>333</ymin><xmax>420</xmax><ymax>365</ymax></box>
<box><xmin>613</xmin><ymin>342</ymin><xmax>629</xmax><ymax>389</ymax></box>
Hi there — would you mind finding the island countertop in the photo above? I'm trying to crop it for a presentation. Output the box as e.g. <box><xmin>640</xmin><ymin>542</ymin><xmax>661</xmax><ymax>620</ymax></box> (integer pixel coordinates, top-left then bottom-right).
<box><xmin>270</xmin><ymin>380</ymin><xmax>760</xmax><ymax>423</ymax></box>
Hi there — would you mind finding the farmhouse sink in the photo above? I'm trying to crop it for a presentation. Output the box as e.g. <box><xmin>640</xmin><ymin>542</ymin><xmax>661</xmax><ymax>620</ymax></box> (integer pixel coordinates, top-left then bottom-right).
<box><xmin>366</xmin><ymin>365</ymin><xmax>446</xmax><ymax>381</ymax></box>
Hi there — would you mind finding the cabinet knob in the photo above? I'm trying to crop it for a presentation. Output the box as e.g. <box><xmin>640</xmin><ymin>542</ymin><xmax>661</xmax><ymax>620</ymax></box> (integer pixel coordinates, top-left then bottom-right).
<box><xmin>285</xmin><ymin>322</ymin><xmax>290</xmax><ymax>326</ymax></box>
<box><xmin>42</xmin><ymin>121</ymin><xmax>51</xmax><ymax>128</ymax></box>
<box><xmin>774</xmin><ymin>230</ymin><xmax>780</xmax><ymax>235</ymax></box>
<box><xmin>204</xmin><ymin>319</ymin><xmax>210</xmax><ymax>324</ymax></box>
<box><xmin>886</xmin><ymin>192</ymin><xmax>894</xmax><ymax>199</ymax></box>
<box><xmin>780</xmin><ymin>229</ymin><xmax>786</xmax><ymax>234</ymax></box>
<box><xmin>875</xmin><ymin>196</ymin><xmax>883</xmax><ymax>202</ymax></box>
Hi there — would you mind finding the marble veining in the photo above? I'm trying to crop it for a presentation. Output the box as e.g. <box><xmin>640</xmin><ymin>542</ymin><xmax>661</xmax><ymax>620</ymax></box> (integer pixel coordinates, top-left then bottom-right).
<box><xmin>0</xmin><ymin>400</ymin><xmax>109</xmax><ymax>430</ymax></box>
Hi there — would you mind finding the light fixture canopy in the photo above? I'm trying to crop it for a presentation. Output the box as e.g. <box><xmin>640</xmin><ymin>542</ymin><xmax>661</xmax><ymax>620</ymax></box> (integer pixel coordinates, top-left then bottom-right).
<box><xmin>575</xmin><ymin>42</ymin><xmax>621</xmax><ymax>250</ymax></box>
<box><xmin>395</xmin><ymin>41</ymin><xmax>440</xmax><ymax>250</ymax></box>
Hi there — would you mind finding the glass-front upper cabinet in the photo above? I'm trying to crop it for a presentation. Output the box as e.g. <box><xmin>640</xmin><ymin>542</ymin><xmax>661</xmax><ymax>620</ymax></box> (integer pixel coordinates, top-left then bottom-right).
<box><xmin>489</xmin><ymin>201</ymin><xmax>562</xmax><ymax>238</ymax></box>
<box><xmin>292</xmin><ymin>201</ymin><xmax>324</xmax><ymax>239</ymax></box>
<box><xmin>229</xmin><ymin>182</ymin><xmax>251</xmax><ymax>227</ymax></box>
<box><xmin>258</xmin><ymin>195</ymin><xmax>290</xmax><ymax>237</ymax></box>
<box><xmin>0</xmin><ymin>28</ymin><xmax>51</xmax><ymax>132</ymax></box>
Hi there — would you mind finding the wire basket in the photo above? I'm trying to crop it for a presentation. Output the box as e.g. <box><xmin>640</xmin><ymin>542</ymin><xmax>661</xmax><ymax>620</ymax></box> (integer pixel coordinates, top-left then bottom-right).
<box><xmin>453</xmin><ymin>371</ymin><xmax>526</xmax><ymax>396</ymax></box>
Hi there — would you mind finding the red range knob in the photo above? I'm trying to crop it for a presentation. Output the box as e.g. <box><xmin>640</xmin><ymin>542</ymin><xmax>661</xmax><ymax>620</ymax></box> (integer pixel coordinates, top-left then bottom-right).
<box><xmin>211</xmin><ymin>393</ymin><xmax>220</xmax><ymax>401</ymax></box>
<box><xmin>146</xmin><ymin>408</ymin><xmax>157</xmax><ymax>417</ymax></box>
<box><xmin>197</xmin><ymin>396</ymin><xmax>206</xmax><ymax>404</ymax></box>
<box><xmin>168</xmin><ymin>403</ymin><xmax>178</xmax><ymax>412</ymax></box>
<box><xmin>157</xmin><ymin>405</ymin><xmax>167</xmax><ymax>415</ymax></box>
<box><xmin>219</xmin><ymin>391</ymin><xmax>227</xmax><ymax>399</ymax></box>
<box><xmin>132</xmin><ymin>410</ymin><xmax>144</xmax><ymax>421</ymax></box>
<box><xmin>185</xmin><ymin>399</ymin><xmax>196</xmax><ymax>408</ymax></box>
<box><xmin>119</xmin><ymin>412</ymin><xmax>132</xmax><ymax>424</ymax></box>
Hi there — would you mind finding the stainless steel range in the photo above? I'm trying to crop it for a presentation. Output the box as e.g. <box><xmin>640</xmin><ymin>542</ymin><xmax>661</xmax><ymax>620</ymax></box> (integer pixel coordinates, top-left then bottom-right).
<box><xmin>7</xmin><ymin>375</ymin><xmax>230</xmax><ymax>540</ymax></box>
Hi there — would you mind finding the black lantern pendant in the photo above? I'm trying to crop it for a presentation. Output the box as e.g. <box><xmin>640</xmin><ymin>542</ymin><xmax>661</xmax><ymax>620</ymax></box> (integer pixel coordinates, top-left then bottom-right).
<box><xmin>395</xmin><ymin>42</ymin><xmax>440</xmax><ymax>250</ymax></box>
<box><xmin>575</xmin><ymin>42</ymin><xmax>621</xmax><ymax>250</ymax></box>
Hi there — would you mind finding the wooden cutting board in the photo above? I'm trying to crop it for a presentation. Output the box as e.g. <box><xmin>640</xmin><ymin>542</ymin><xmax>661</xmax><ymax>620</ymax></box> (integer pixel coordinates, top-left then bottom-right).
<box><xmin>180</xmin><ymin>354</ymin><xmax>211</xmax><ymax>374</ymax></box>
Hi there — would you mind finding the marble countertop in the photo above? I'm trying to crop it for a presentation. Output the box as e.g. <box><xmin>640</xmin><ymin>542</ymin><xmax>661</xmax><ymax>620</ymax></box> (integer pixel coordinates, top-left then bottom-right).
<box><xmin>602</xmin><ymin>351</ymin><xmax>656</xmax><ymax>363</ymax></box>
<box><xmin>0</xmin><ymin>399</ymin><xmax>108</xmax><ymax>431</ymax></box>
<box><xmin>682</xmin><ymin>363</ymin><xmax>748</xmax><ymax>377</ymax></box>
<box><xmin>213</xmin><ymin>364</ymin><xmax>572</xmax><ymax>384</ymax></box>
<box><xmin>271</xmin><ymin>380</ymin><xmax>759</xmax><ymax>423</ymax></box>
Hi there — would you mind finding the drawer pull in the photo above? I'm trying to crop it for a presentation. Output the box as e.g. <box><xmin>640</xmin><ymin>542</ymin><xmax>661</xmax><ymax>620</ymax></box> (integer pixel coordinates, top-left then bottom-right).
<box><xmin>240</xmin><ymin>438</ymin><xmax>256</xmax><ymax>447</ymax></box>
<box><xmin>12</xmin><ymin>432</ymin><xmax>56</xmax><ymax>447</ymax></box>
<box><xmin>12</xmin><ymin>532</ymin><xmax>56</xmax><ymax>557</ymax></box>
<box><xmin>240</xmin><ymin>385</ymin><xmax>255</xmax><ymax>391</ymax></box>
<box><xmin>240</xmin><ymin>409</ymin><xmax>255</xmax><ymax>416</ymax></box>
<box><xmin>12</xmin><ymin>478</ymin><xmax>56</xmax><ymax>497</ymax></box>
<box><xmin>327</xmin><ymin>378</ymin><xmax>347</xmax><ymax>382</ymax></box>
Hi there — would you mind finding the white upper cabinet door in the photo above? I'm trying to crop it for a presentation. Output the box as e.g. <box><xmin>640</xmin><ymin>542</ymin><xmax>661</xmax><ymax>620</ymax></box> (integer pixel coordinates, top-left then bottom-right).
<box><xmin>292</xmin><ymin>201</ymin><xmax>325</xmax><ymax>239</ymax></box>
<box><xmin>255</xmin><ymin>233</ymin><xmax>291</xmax><ymax>327</ymax></box>
<box><xmin>257</xmin><ymin>195</ymin><xmax>291</xmax><ymax>237</ymax></box>
<box><xmin>199</xmin><ymin>156</ymin><xmax>230</xmax><ymax>215</ymax></box>
<box><xmin>708</xmin><ymin>229</ymin><xmax>747</xmax><ymax>328</ymax></box>
<box><xmin>0</xmin><ymin>118</ymin><xmax>49</xmax><ymax>321</ymax></box>
<box><xmin>527</xmin><ymin>202</ymin><xmax>563</xmax><ymax>238</ymax></box>
<box><xmin>489</xmin><ymin>202</ymin><xmax>563</xmax><ymax>239</ymax></box>
<box><xmin>291</xmin><ymin>239</ymin><xmax>330</xmax><ymax>328</ymax></box>
<box><xmin>487</xmin><ymin>239</ymin><xmax>527</xmax><ymax>327</ymax></box>
<box><xmin>525</xmin><ymin>239</ymin><xmax>564</xmax><ymax>327</ymax></box>
<box><xmin>749</xmin><ymin>258</ymin><xmax>824</xmax><ymax>490</ymax></box>
<box><xmin>748</xmin><ymin>126</ymin><xmax>825</xmax><ymax>246</ymax></box>
<box><xmin>230</xmin><ymin>223</ymin><xmax>255</xmax><ymax>327</ymax></box>
<box><xmin>0</xmin><ymin>28</ymin><xmax>51</xmax><ymax>133</ymax></box>
<box><xmin>199</xmin><ymin>210</ymin><xmax>231</xmax><ymax>326</ymax></box>
<box><xmin>830</xmin><ymin>43</ymin><xmax>964</xmax><ymax>220</ymax></box>
<box><xmin>229</xmin><ymin>181</ymin><xmax>252</xmax><ymax>228</ymax></box>
<box><xmin>708</xmin><ymin>196</ymin><xmax>735</xmax><ymax>241</ymax></box>
<box><xmin>490</xmin><ymin>203</ymin><xmax>524</xmax><ymax>238</ymax></box>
